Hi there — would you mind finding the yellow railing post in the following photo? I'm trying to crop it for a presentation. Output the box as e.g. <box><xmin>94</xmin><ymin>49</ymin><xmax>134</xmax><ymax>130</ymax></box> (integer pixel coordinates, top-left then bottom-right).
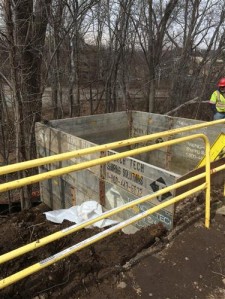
<box><xmin>205</xmin><ymin>136</ymin><xmax>211</xmax><ymax>228</ymax></box>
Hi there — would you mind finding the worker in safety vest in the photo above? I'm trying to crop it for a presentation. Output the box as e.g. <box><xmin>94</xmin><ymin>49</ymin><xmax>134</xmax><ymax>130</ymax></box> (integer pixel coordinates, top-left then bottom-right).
<box><xmin>209</xmin><ymin>78</ymin><xmax>225</xmax><ymax>120</ymax></box>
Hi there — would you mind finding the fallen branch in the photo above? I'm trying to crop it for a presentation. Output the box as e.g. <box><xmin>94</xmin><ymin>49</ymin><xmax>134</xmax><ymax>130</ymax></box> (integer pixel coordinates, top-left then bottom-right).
<box><xmin>212</xmin><ymin>271</ymin><xmax>225</xmax><ymax>278</ymax></box>
<box><xmin>166</xmin><ymin>97</ymin><xmax>208</xmax><ymax>116</ymax></box>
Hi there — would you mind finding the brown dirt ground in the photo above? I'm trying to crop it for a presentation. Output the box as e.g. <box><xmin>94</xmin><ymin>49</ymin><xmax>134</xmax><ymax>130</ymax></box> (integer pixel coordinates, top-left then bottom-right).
<box><xmin>1</xmin><ymin>188</ymin><xmax>225</xmax><ymax>299</ymax></box>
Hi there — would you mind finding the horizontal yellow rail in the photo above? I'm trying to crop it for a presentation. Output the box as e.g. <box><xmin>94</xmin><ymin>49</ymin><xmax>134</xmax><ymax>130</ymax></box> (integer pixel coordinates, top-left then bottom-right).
<box><xmin>0</xmin><ymin>170</ymin><xmax>206</xmax><ymax>265</ymax></box>
<box><xmin>0</xmin><ymin>184</ymin><xmax>205</xmax><ymax>289</ymax></box>
<box><xmin>0</xmin><ymin>134</ymin><xmax>208</xmax><ymax>193</ymax></box>
<box><xmin>0</xmin><ymin>118</ymin><xmax>224</xmax><ymax>176</ymax></box>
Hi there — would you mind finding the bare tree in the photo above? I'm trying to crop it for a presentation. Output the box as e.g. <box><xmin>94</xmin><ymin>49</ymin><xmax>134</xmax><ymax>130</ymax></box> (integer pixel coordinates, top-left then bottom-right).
<box><xmin>0</xmin><ymin>79</ymin><xmax>14</xmax><ymax>211</ymax></box>
<box><xmin>3</xmin><ymin>0</ymin><xmax>52</xmax><ymax>209</ymax></box>
<box><xmin>48</xmin><ymin>0</ymin><xmax>66</xmax><ymax>119</ymax></box>
<box><xmin>2</xmin><ymin>0</ymin><xmax>225</xmax><ymax>211</ymax></box>
<box><xmin>167</xmin><ymin>0</ymin><xmax>225</xmax><ymax>110</ymax></box>
<box><xmin>131</xmin><ymin>0</ymin><xmax>179</xmax><ymax>112</ymax></box>
<box><xmin>97</xmin><ymin>0</ymin><xmax>134</xmax><ymax>113</ymax></box>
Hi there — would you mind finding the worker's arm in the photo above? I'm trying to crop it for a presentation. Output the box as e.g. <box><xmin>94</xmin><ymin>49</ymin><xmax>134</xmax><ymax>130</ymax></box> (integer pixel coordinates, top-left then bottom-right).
<box><xmin>209</xmin><ymin>91</ymin><xmax>217</xmax><ymax>114</ymax></box>
<box><xmin>210</xmin><ymin>103</ymin><xmax>217</xmax><ymax>113</ymax></box>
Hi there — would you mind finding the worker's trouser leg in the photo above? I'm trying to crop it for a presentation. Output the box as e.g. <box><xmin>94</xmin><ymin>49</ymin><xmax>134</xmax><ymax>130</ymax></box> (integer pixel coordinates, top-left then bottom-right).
<box><xmin>213</xmin><ymin>112</ymin><xmax>225</xmax><ymax>120</ymax></box>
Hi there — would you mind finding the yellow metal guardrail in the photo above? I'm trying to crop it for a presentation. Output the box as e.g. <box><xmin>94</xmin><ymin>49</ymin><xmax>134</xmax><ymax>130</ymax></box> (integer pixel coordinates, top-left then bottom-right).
<box><xmin>1</xmin><ymin>118</ymin><xmax>225</xmax><ymax>192</ymax></box>
<box><xmin>0</xmin><ymin>134</ymin><xmax>208</xmax><ymax>193</ymax></box>
<box><xmin>1</xmin><ymin>118</ymin><xmax>225</xmax><ymax>289</ymax></box>
<box><xmin>1</xmin><ymin>118</ymin><xmax>225</xmax><ymax>177</ymax></box>
<box><xmin>0</xmin><ymin>134</ymin><xmax>210</xmax><ymax>289</ymax></box>
<box><xmin>0</xmin><ymin>186</ymin><xmax>205</xmax><ymax>289</ymax></box>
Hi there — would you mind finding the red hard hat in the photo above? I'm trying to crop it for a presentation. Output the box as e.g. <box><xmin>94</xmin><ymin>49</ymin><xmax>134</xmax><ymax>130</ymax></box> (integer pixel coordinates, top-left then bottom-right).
<box><xmin>218</xmin><ymin>78</ymin><xmax>225</xmax><ymax>87</ymax></box>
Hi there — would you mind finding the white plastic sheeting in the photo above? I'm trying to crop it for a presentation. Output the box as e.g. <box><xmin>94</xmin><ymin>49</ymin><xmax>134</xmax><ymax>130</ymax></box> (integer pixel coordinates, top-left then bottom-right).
<box><xmin>44</xmin><ymin>200</ymin><xmax>118</xmax><ymax>228</ymax></box>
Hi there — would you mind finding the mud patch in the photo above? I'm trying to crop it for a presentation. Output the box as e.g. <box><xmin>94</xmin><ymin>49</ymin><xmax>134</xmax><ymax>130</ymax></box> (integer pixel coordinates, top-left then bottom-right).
<box><xmin>0</xmin><ymin>203</ymin><xmax>166</xmax><ymax>298</ymax></box>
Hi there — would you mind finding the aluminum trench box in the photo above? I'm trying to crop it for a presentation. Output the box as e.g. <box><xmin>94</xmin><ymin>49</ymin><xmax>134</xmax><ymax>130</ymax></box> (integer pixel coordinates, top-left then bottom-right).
<box><xmin>35</xmin><ymin>111</ymin><xmax>225</xmax><ymax>231</ymax></box>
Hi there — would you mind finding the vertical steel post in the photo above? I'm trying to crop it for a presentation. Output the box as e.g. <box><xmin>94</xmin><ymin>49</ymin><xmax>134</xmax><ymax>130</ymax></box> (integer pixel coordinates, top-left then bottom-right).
<box><xmin>99</xmin><ymin>151</ymin><xmax>106</xmax><ymax>206</ymax></box>
<box><xmin>205</xmin><ymin>137</ymin><xmax>211</xmax><ymax>228</ymax></box>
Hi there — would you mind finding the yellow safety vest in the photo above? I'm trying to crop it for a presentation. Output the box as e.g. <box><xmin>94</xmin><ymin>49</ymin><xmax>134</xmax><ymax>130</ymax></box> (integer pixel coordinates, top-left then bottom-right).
<box><xmin>210</xmin><ymin>90</ymin><xmax>225</xmax><ymax>112</ymax></box>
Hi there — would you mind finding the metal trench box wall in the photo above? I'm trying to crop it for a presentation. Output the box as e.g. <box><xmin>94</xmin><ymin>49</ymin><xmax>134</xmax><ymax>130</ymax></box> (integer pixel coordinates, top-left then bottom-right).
<box><xmin>35</xmin><ymin>111</ymin><xmax>224</xmax><ymax>230</ymax></box>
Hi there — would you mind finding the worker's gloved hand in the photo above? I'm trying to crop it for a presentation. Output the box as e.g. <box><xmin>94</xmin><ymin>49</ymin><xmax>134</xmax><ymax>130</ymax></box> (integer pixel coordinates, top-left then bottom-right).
<box><xmin>210</xmin><ymin>103</ymin><xmax>217</xmax><ymax>114</ymax></box>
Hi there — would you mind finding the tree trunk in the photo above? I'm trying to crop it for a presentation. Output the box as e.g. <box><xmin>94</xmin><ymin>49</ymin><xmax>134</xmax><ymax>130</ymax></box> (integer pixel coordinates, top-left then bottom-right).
<box><xmin>4</xmin><ymin>0</ymin><xmax>52</xmax><ymax>209</ymax></box>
